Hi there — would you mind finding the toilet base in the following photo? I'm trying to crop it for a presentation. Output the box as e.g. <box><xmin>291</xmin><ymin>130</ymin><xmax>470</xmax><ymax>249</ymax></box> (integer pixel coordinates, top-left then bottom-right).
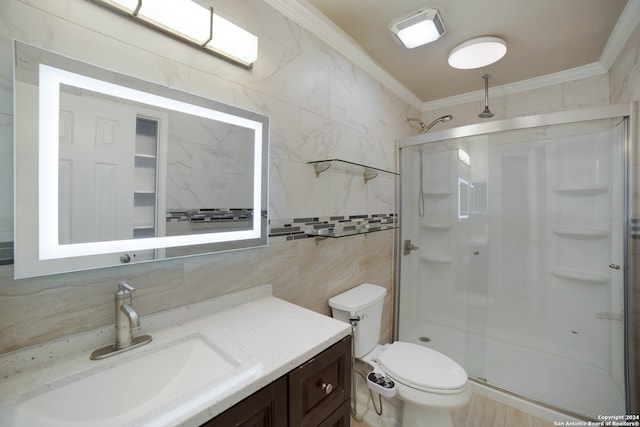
<box><xmin>403</xmin><ymin>401</ymin><xmax>453</xmax><ymax>427</ymax></box>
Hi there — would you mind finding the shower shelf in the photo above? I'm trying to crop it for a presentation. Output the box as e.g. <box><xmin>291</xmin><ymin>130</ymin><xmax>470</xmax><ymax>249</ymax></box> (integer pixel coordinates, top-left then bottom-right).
<box><xmin>421</xmin><ymin>221</ymin><xmax>454</xmax><ymax>230</ymax></box>
<box><xmin>420</xmin><ymin>219</ymin><xmax>453</xmax><ymax>230</ymax></box>
<box><xmin>420</xmin><ymin>254</ymin><xmax>454</xmax><ymax>264</ymax></box>
<box><xmin>308</xmin><ymin>159</ymin><xmax>397</xmax><ymax>182</ymax></box>
<box><xmin>422</xmin><ymin>191</ymin><xmax>453</xmax><ymax>198</ymax></box>
<box><xmin>553</xmin><ymin>185</ymin><xmax>609</xmax><ymax>196</ymax></box>
<box><xmin>551</xmin><ymin>226</ymin><xmax>609</xmax><ymax>239</ymax></box>
<box><xmin>552</xmin><ymin>268</ymin><xmax>608</xmax><ymax>284</ymax></box>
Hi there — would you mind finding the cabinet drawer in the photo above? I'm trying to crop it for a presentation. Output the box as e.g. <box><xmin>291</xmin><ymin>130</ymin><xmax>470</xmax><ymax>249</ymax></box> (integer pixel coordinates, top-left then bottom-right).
<box><xmin>289</xmin><ymin>335</ymin><xmax>352</xmax><ymax>427</ymax></box>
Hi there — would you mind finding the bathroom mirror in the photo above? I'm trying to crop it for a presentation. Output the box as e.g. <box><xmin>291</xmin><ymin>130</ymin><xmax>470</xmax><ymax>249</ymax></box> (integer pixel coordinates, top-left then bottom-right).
<box><xmin>14</xmin><ymin>42</ymin><xmax>269</xmax><ymax>278</ymax></box>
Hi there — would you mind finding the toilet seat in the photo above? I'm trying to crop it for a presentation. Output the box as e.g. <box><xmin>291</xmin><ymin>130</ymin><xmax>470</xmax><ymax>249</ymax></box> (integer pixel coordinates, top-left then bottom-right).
<box><xmin>378</xmin><ymin>342</ymin><xmax>468</xmax><ymax>394</ymax></box>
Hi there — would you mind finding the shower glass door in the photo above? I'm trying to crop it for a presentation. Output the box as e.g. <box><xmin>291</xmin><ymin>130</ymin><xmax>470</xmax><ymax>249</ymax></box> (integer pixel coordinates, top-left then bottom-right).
<box><xmin>398</xmin><ymin>114</ymin><xmax>627</xmax><ymax>419</ymax></box>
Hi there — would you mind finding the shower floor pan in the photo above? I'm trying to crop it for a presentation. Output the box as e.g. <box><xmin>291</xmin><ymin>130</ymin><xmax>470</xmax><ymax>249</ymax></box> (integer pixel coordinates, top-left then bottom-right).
<box><xmin>400</xmin><ymin>320</ymin><xmax>624</xmax><ymax>420</ymax></box>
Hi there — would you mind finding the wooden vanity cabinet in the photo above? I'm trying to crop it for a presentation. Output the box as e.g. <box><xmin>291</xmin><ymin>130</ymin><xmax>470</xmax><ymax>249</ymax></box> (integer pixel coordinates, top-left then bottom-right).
<box><xmin>289</xmin><ymin>336</ymin><xmax>351</xmax><ymax>426</ymax></box>
<box><xmin>201</xmin><ymin>376</ymin><xmax>287</xmax><ymax>427</ymax></box>
<box><xmin>201</xmin><ymin>335</ymin><xmax>351</xmax><ymax>427</ymax></box>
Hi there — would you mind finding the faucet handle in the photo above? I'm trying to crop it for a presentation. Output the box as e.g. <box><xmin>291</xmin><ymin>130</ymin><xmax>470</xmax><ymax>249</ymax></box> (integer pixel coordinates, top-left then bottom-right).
<box><xmin>119</xmin><ymin>281</ymin><xmax>135</xmax><ymax>293</ymax></box>
<box><xmin>116</xmin><ymin>282</ymin><xmax>134</xmax><ymax>302</ymax></box>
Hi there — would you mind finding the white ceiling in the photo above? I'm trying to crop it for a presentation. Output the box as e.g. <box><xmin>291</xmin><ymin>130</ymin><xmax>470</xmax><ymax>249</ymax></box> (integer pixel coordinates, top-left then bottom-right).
<box><xmin>270</xmin><ymin>0</ymin><xmax>635</xmax><ymax>108</ymax></box>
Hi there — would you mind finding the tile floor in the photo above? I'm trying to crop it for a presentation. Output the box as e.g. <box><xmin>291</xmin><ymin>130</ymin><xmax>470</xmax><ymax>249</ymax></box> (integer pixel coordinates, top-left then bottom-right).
<box><xmin>351</xmin><ymin>392</ymin><xmax>555</xmax><ymax>427</ymax></box>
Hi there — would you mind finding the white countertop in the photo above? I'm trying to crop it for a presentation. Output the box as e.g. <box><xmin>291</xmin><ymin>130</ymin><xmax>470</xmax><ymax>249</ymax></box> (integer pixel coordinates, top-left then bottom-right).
<box><xmin>0</xmin><ymin>285</ymin><xmax>352</xmax><ymax>427</ymax></box>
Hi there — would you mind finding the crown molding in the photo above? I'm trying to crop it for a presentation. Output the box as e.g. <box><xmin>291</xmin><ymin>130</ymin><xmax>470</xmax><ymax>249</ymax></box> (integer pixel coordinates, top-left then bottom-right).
<box><xmin>421</xmin><ymin>62</ymin><xmax>608</xmax><ymax>111</ymax></box>
<box><xmin>266</xmin><ymin>0</ymin><xmax>638</xmax><ymax>113</ymax></box>
<box><xmin>599</xmin><ymin>0</ymin><xmax>640</xmax><ymax>70</ymax></box>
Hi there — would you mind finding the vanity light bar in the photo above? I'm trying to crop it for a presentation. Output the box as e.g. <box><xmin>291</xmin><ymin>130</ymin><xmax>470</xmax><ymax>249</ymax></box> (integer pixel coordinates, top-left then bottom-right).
<box><xmin>95</xmin><ymin>0</ymin><xmax>258</xmax><ymax>67</ymax></box>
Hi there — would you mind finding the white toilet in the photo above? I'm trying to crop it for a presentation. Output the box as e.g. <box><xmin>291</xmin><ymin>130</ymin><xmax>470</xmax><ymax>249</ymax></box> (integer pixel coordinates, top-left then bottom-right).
<box><xmin>329</xmin><ymin>283</ymin><xmax>471</xmax><ymax>427</ymax></box>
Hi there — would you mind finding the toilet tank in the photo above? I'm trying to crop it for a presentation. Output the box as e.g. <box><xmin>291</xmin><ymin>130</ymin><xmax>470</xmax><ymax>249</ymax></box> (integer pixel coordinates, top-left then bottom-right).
<box><xmin>328</xmin><ymin>284</ymin><xmax>386</xmax><ymax>358</ymax></box>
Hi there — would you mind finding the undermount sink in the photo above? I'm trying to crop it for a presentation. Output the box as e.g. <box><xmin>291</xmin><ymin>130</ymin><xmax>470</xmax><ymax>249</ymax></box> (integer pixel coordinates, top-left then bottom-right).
<box><xmin>13</xmin><ymin>336</ymin><xmax>245</xmax><ymax>427</ymax></box>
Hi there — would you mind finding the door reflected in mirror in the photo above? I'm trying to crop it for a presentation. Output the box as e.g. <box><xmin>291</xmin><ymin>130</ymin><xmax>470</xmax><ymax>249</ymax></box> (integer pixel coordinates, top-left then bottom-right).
<box><xmin>14</xmin><ymin>42</ymin><xmax>269</xmax><ymax>278</ymax></box>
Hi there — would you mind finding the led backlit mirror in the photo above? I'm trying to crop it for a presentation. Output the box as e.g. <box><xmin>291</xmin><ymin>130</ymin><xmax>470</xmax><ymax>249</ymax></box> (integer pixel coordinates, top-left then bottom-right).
<box><xmin>14</xmin><ymin>42</ymin><xmax>269</xmax><ymax>278</ymax></box>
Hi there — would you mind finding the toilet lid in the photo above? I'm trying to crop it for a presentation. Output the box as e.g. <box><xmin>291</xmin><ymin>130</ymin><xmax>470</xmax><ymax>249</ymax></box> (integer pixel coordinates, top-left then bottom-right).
<box><xmin>378</xmin><ymin>342</ymin><xmax>467</xmax><ymax>392</ymax></box>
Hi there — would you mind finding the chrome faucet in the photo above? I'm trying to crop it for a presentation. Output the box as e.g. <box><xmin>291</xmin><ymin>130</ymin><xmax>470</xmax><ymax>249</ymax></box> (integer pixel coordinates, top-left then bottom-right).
<box><xmin>115</xmin><ymin>282</ymin><xmax>141</xmax><ymax>348</ymax></box>
<box><xmin>90</xmin><ymin>282</ymin><xmax>152</xmax><ymax>360</ymax></box>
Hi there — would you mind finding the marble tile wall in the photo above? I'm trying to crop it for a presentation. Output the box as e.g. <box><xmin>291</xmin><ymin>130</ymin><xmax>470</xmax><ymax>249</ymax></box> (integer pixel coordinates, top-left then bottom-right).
<box><xmin>0</xmin><ymin>228</ymin><xmax>396</xmax><ymax>353</ymax></box>
<box><xmin>609</xmin><ymin>19</ymin><xmax>640</xmax><ymax>105</ymax></box>
<box><xmin>166</xmin><ymin>113</ymin><xmax>254</xmax><ymax>209</ymax></box>
<box><xmin>0</xmin><ymin>0</ymin><xmax>406</xmax><ymax>354</ymax></box>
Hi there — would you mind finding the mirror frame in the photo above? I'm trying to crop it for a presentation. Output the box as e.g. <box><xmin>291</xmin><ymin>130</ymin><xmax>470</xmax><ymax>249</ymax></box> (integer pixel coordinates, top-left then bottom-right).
<box><xmin>14</xmin><ymin>41</ymin><xmax>269</xmax><ymax>278</ymax></box>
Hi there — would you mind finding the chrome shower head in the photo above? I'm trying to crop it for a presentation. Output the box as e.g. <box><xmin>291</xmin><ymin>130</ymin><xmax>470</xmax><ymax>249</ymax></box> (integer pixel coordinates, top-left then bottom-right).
<box><xmin>423</xmin><ymin>114</ymin><xmax>453</xmax><ymax>133</ymax></box>
<box><xmin>407</xmin><ymin>115</ymin><xmax>453</xmax><ymax>134</ymax></box>
<box><xmin>478</xmin><ymin>74</ymin><xmax>495</xmax><ymax>119</ymax></box>
<box><xmin>407</xmin><ymin>117</ymin><xmax>427</xmax><ymax>132</ymax></box>
<box><xmin>478</xmin><ymin>106</ymin><xmax>494</xmax><ymax>119</ymax></box>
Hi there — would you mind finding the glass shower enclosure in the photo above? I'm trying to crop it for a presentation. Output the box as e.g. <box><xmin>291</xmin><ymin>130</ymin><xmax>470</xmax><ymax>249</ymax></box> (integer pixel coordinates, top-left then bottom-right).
<box><xmin>397</xmin><ymin>106</ymin><xmax>630</xmax><ymax>419</ymax></box>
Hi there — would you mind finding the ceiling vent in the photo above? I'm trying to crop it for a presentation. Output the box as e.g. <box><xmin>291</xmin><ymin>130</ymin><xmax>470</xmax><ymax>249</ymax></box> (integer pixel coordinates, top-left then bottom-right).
<box><xmin>390</xmin><ymin>8</ymin><xmax>445</xmax><ymax>49</ymax></box>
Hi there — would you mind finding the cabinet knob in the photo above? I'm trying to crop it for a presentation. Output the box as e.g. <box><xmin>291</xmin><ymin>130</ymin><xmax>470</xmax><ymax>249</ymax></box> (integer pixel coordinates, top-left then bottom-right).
<box><xmin>321</xmin><ymin>383</ymin><xmax>333</xmax><ymax>394</ymax></box>
<box><xmin>120</xmin><ymin>254</ymin><xmax>131</xmax><ymax>263</ymax></box>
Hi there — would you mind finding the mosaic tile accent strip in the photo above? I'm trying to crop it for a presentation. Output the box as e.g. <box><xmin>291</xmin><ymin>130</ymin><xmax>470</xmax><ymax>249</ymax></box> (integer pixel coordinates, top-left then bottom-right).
<box><xmin>0</xmin><ymin>213</ymin><xmax>393</xmax><ymax>266</ymax></box>
<box><xmin>632</xmin><ymin>218</ymin><xmax>640</xmax><ymax>239</ymax></box>
<box><xmin>269</xmin><ymin>214</ymin><xmax>397</xmax><ymax>240</ymax></box>
<box><xmin>166</xmin><ymin>208</ymin><xmax>266</xmax><ymax>223</ymax></box>
<box><xmin>0</xmin><ymin>241</ymin><xmax>14</xmax><ymax>265</ymax></box>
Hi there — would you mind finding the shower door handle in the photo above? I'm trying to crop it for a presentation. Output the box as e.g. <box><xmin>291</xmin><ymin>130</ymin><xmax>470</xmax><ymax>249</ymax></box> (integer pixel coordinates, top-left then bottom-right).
<box><xmin>404</xmin><ymin>240</ymin><xmax>419</xmax><ymax>256</ymax></box>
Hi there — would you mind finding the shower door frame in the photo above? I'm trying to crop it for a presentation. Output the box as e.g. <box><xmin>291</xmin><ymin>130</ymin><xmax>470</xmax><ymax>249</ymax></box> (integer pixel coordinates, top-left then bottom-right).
<box><xmin>396</xmin><ymin>103</ymin><xmax>634</xmax><ymax>414</ymax></box>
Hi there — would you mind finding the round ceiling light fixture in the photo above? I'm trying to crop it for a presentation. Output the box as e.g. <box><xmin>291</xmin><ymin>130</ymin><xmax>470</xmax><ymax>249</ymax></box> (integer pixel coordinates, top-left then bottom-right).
<box><xmin>448</xmin><ymin>36</ymin><xmax>507</xmax><ymax>69</ymax></box>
